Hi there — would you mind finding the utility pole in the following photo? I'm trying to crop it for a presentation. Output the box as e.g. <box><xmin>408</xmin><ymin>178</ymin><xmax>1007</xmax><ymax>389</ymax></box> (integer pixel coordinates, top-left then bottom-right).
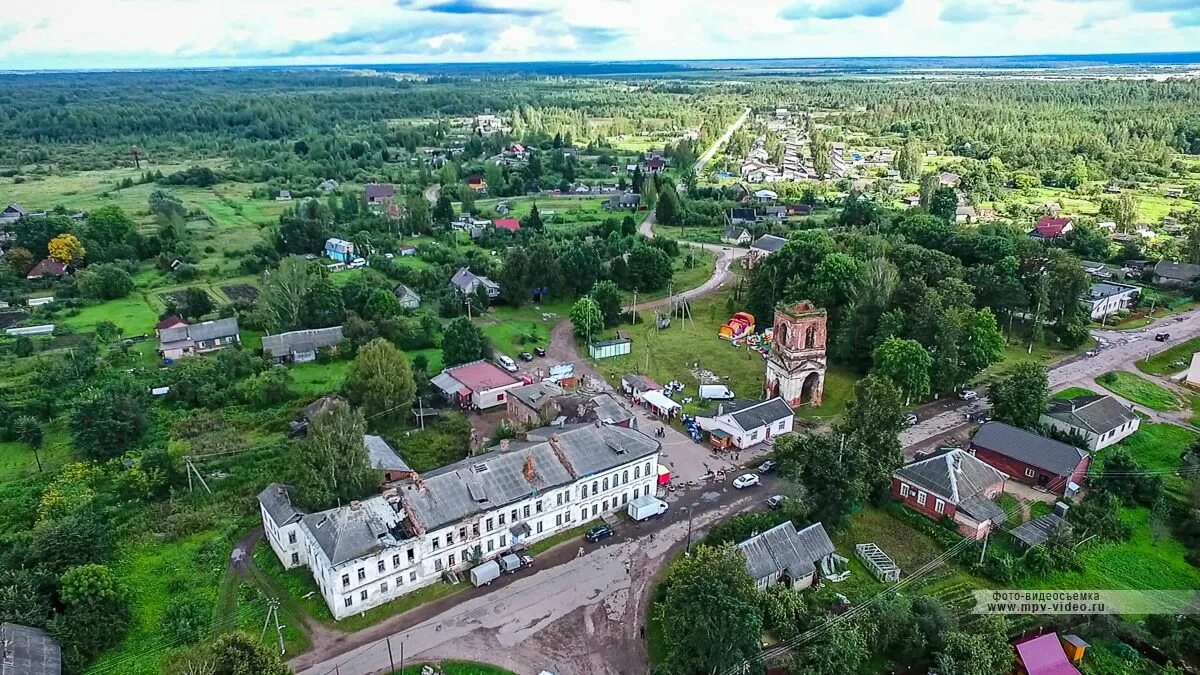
<box><xmin>387</xmin><ymin>637</ymin><xmax>396</xmax><ymax>673</ymax></box>
<box><xmin>631</xmin><ymin>289</ymin><xmax>637</xmax><ymax>324</ymax></box>
<box><xmin>685</xmin><ymin>507</ymin><xmax>694</xmax><ymax>556</ymax></box>
<box><xmin>418</xmin><ymin>397</ymin><xmax>426</xmax><ymax>431</ymax></box>
<box><xmin>979</xmin><ymin>531</ymin><xmax>989</xmax><ymax>564</ymax></box>
<box><xmin>261</xmin><ymin>598</ymin><xmax>285</xmax><ymax>655</ymax></box>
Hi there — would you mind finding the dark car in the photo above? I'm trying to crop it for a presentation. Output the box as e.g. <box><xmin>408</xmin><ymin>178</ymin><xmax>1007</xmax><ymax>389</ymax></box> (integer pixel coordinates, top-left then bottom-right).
<box><xmin>585</xmin><ymin>525</ymin><xmax>614</xmax><ymax>543</ymax></box>
<box><xmin>519</xmin><ymin>351</ymin><xmax>534</xmax><ymax>362</ymax></box>
<box><xmin>757</xmin><ymin>460</ymin><xmax>778</xmax><ymax>474</ymax></box>
<box><xmin>535</xmin><ymin>347</ymin><xmax>547</xmax><ymax>357</ymax></box>
<box><xmin>1155</xmin><ymin>333</ymin><xmax>1170</xmax><ymax>342</ymax></box>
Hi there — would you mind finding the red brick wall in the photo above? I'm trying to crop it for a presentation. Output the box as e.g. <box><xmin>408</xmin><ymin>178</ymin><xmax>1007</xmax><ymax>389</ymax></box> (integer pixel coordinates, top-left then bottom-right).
<box><xmin>971</xmin><ymin>445</ymin><xmax>1076</xmax><ymax>495</ymax></box>
<box><xmin>890</xmin><ymin>478</ymin><xmax>957</xmax><ymax>521</ymax></box>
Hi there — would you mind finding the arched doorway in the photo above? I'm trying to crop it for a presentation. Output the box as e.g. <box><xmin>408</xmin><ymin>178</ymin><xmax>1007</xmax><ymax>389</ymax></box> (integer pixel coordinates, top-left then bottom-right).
<box><xmin>800</xmin><ymin>372</ymin><xmax>821</xmax><ymax>405</ymax></box>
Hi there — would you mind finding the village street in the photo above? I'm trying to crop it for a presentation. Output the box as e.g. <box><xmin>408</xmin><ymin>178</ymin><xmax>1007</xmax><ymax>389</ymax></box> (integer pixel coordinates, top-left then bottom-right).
<box><xmin>291</xmin><ymin>480</ymin><xmax>775</xmax><ymax>675</ymax></box>
<box><xmin>900</xmin><ymin>307</ymin><xmax>1200</xmax><ymax>455</ymax></box>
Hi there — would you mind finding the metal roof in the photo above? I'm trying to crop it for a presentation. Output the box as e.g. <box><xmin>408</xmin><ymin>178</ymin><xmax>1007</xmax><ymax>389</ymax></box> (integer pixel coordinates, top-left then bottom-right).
<box><xmin>301</xmin><ymin>496</ymin><xmax>404</xmax><ymax>566</ymax></box>
<box><xmin>257</xmin><ymin>483</ymin><xmax>303</xmax><ymax>526</ymax></box>
<box><xmin>1154</xmin><ymin>259</ymin><xmax>1200</xmax><ymax>282</ymax></box>
<box><xmin>751</xmin><ymin>234</ymin><xmax>788</xmax><ymax>253</ymax></box>
<box><xmin>737</xmin><ymin>521</ymin><xmax>834</xmax><ymax>582</ymax></box>
<box><xmin>590</xmin><ymin>394</ymin><xmax>632</xmax><ymax>424</ymax></box>
<box><xmin>363</xmin><ymin>435</ymin><xmax>412</xmax><ymax>473</ymax></box>
<box><xmin>1011</xmin><ymin>513</ymin><xmax>1071</xmax><ymax>548</ymax></box>
<box><xmin>1</xmin><ymin>623</ymin><xmax>61</xmax><ymax>675</ymax></box>
<box><xmin>431</xmin><ymin>371</ymin><xmax>465</xmax><ymax>396</ymax></box>
<box><xmin>728</xmin><ymin>398</ymin><xmax>794</xmax><ymax>432</ymax></box>
<box><xmin>160</xmin><ymin>317</ymin><xmax>239</xmax><ymax>344</ymax></box>
<box><xmin>511</xmin><ymin>381</ymin><xmax>564</xmax><ymax>410</ymax></box>
<box><xmin>262</xmin><ymin>326</ymin><xmax>344</xmax><ymax>358</ymax></box>
<box><xmin>894</xmin><ymin>448</ymin><xmax>1006</xmax><ymax>503</ymax></box>
<box><xmin>971</xmin><ymin>422</ymin><xmax>1089</xmax><ymax>477</ymax></box>
<box><xmin>401</xmin><ymin>424</ymin><xmax>659</xmax><ymax>533</ymax></box>
<box><xmin>441</xmin><ymin>360</ymin><xmax>520</xmax><ymax>393</ymax></box>
<box><xmin>1044</xmin><ymin>395</ymin><xmax>1138</xmax><ymax>436</ymax></box>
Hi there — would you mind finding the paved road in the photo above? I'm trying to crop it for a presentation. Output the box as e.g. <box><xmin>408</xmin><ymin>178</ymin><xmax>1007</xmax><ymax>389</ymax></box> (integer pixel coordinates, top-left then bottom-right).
<box><xmin>694</xmin><ymin>107</ymin><xmax>750</xmax><ymax>174</ymax></box>
<box><xmin>293</xmin><ymin>477</ymin><xmax>779</xmax><ymax>675</ymax></box>
<box><xmin>900</xmin><ymin>309</ymin><xmax>1200</xmax><ymax>451</ymax></box>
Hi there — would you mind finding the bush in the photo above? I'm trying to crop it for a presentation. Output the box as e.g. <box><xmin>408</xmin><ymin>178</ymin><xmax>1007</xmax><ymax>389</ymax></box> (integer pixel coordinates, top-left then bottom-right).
<box><xmin>161</xmin><ymin>595</ymin><xmax>211</xmax><ymax>645</ymax></box>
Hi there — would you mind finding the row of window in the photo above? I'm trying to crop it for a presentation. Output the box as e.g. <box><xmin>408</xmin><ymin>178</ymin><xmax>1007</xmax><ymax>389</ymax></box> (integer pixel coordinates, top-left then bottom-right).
<box><xmin>746</xmin><ymin>419</ymin><xmax>789</xmax><ymax>442</ymax></box>
<box><xmin>898</xmin><ymin>483</ymin><xmax>946</xmax><ymax>514</ymax></box>
<box><xmin>342</xmin><ymin>571</ymin><xmax>420</xmax><ymax>608</ymax></box>
<box><xmin>341</xmin><ymin>548</ymin><xmax>417</xmax><ymax>588</ymax></box>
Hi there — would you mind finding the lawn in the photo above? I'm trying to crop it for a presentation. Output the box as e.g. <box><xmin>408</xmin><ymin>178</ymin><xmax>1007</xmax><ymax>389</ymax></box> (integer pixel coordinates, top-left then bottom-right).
<box><xmin>56</xmin><ymin>294</ymin><xmax>161</xmax><ymax>335</ymax></box>
<box><xmin>1096</xmin><ymin>372</ymin><xmax>1182</xmax><ymax>411</ymax></box>
<box><xmin>392</xmin><ymin>662</ymin><xmax>516</xmax><ymax>675</ymax></box>
<box><xmin>475</xmin><ymin>196</ymin><xmax>610</xmax><ymax>232</ymax></box>
<box><xmin>289</xmin><ymin>359</ymin><xmax>352</xmax><ymax>397</ymax></box>
<box><xmin>252</xmin><ymin>540</ymin><xmax>467</xmax><ymax>633</ymax></box>
<box><xmin>1028</xmin><ymin>507</ymin><xmax>1200</xmax><ymax>591</ymax></box>
<box><xmin>1053</xmin><ymin>386</ymin><xmax>1098</xmax><ymax>400</ymax></box>
<box><xmin>525</xmin><ymin>520</ymin><xmax>597</xmax><ymax>555</ymax></box>
<box><xmin>588</xmin><ymin>290</ymin><xmax>856</xmax><ymax>419</ymax></box>
<box><xmin>983</xmin><ymin>333</ymin><xmax>1092</xmax><ymax>380</ymax></box>
<box><xmin>1137</xmin><ymin>335</ymin><xmax>1200</xmax><ymax>376</ymax></box>
<box><xmin>88</xmin><ymin>531</ymin><xmax>235</xmax><ymax>675</ymax></box>
<box><xmin>1102</xmin><ymin>423</ymin><xmax>1196</xmax><ymax>496</ymax></box>
<box><xmin>0</xmin><ymin>426</ymin><xmax>71</xmax><ymax>484</ymax></box>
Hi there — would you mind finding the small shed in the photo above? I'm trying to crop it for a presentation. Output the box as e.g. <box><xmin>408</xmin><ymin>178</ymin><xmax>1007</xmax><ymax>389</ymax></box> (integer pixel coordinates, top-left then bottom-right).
<box><xmin>855</xmin><ymin>542</ymin><xmax>900</xmax><ymax>582</ymax></box>
<box><xmin>588</xmin><ymin>337</ymin><xmax>631</xmax><ymax>360</ymax></box>
<box><xmin>639</xmin><ymin>389</ymin><xmax>681</xmax><ymax>418</ymax></box>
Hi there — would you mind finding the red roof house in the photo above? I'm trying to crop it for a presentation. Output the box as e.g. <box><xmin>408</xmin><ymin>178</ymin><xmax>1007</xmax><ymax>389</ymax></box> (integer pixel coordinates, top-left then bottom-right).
<box><xmin>494</xmin><ymin>218</ymin><xmax>521</xmax><ymax>232</ymax></box>
<box><xmin>970</xmin><ymin>422</ymin><xmax>1089</xmax><ymax>497</ymax></box>
<box><xmin>25</xmin><ymin>258</ymin><xmax>69</xmax><ymax>280</ymax></box>
<box><xmin>155</xmin><ymin>315</ymin><xmax>189</xmax><ymax>337</ymax></box>
<box><xmin>467</xmin><ymin>175</ymin><xmax>487</xmax><ymax>191</ymax></box>
<box><xmin>1014</xmin><ymin>633</ymin><xmax>1081</xmax><ymax>675</ymax></box>
<box><xmin>1030</xmin><ymin>216</ymin><xmax>1075</xmax><ymax>240</ymax></box>
<box><xmin>430</xmin><ymin>359</ymin><xmax>523</xmax><ymax>410</ymax></box>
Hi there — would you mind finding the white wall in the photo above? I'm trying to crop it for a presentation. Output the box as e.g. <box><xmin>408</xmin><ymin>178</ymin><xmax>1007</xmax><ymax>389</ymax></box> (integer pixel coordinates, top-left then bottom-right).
<box><xmin>473</xmin><ymin>381</ymin><xmax>523</xmax><ymax>409</ymax></box>
<box><xmin>1040</xmin><ymin>415</ymin><xmax>1139</xmax><ymax>452</ymax></box>
<box><xmin>261</xmin><ymin>503</ymin><xmax>304</xmax><ymax>570</ymax></box>
<box><xmin>274</xmin><ymin>451</ymin><xmax>660</xmax><ymax>620</ymax></box>
<box><xmin>697</xmin><ymin>413</ymin><xmax>794</xmax><ymax>449</ymax></box>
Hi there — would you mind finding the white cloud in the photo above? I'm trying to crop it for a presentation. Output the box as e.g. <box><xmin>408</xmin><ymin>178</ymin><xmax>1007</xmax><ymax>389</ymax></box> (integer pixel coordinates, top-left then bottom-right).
<box><xmin>0</xmin><ymin>0</ymin><xmax>1197</xmax><ymax>69</ymax></box>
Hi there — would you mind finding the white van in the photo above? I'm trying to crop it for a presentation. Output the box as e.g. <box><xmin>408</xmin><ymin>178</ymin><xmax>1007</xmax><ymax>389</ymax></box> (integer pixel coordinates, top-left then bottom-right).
<box><xmin>497</xmin><ymin>355</ymin><xmax>518</xmax><ymax>373</ymax></box>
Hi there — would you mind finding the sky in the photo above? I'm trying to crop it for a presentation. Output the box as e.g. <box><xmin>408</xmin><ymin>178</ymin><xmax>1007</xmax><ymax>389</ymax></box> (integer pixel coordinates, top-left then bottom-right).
<box><xmin>2</xmin><ymin>0</ymin><xmax>1200</xmax><ymax>70</ymax></box>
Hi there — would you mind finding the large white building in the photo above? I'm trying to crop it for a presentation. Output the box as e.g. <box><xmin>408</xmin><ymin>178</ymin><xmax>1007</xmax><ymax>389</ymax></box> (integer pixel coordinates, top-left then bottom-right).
<box><xmin>259</xmin><ymin>423</ymin><xmax>661</xmax><ymax>619</ymax></box>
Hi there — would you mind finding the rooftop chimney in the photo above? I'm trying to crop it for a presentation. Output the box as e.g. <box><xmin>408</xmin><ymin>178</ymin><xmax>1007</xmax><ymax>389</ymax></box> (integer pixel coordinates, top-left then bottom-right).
<box><xmin>523</xmin><ymin>453</ymin><xmax>538</xmax><ymax>484</ymax></box>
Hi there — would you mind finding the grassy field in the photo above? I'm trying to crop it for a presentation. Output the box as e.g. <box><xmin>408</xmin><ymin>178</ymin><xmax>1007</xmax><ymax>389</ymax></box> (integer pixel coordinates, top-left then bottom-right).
<box><xmin>587</xmin><ymin>290</ymin><xmax>856</xmax><ymax>419</ymax></box>
<box><xmin>57</xmin><ymin>294</ymin><xmax>161</xmax><ymax>335</ymax></box>
<box><xmin>1096</xmin><ymin>372</ymin><xmax>1182</xmax><ymax>411</ymax></box>
<box><xmin>1053</xmin><ymin>386</ymin><xmax>1098</xmax><ymax>400</ymax></box>
<box><xmin>475</xmin><ymin>196</ymin><xmax>611</xmax><ymax>232</ymax></box>
<box><xmin>88</xmin><ymin>531</ymin><xmax>235</xmax><ymax>675</ymax></box>
<box><xmin>1101</xmin><ymin>423</ymin><xmax>1196</xmax><ymax>496</ymax></box>
<box><xmin>0</xmin><ymin>426</ymin><xmax>71</xmax><ymax>484</ymax></box>
<box><xmin>1137</xmin><ymin>335</ymin><xmax>1200</xmax><ymax>376</ymax></box>
<box><xmin>1028</xmin><ymin>507</ymin><xmax>1200</xmax><ymax>591</ymax></box>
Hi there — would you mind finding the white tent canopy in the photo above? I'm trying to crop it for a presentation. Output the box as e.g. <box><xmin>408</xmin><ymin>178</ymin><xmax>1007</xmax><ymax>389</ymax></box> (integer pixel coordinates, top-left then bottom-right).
<box><xmin>640</xmin><ymin>389</ymin><xmax>682</xmax><ymax>414</ymax></box>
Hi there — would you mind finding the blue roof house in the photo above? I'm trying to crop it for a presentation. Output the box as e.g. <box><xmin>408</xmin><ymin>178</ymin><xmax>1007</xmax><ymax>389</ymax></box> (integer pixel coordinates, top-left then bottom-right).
<box><xmin>324</xmin><ymin>238</ymin><xmax>355</xmax><ymax>264</ymax></box>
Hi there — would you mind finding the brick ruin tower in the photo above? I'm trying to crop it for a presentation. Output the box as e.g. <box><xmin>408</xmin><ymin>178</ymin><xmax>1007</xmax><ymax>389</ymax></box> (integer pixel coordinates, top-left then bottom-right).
<box><xmin>763</xmin><ymin>301</ymin><xmax>827</xmax><ymax>407</ymax></box>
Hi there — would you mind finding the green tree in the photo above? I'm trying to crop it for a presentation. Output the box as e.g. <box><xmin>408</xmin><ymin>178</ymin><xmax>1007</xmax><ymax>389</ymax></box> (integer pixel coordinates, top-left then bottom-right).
<box><xmin>70</xmin><ymin>380</ymin><xmax>147</xmax><ymax>461</ymax></box>
<box><xmin>257</xmin><ymin>257</ymin><xmax>343</xmax><ymax>332</ymax></box>
<box><xmin>935</xmin><ymin>617</ymin><xmax>1013</xmax><ymax>675</ymax></box>
<box><xmin>432</xmin><ymin>193</ymin><xmax>454</xmax><ymax>226</ymax></box>
<box><xmin>54</xmin><ymin>563</ymin><xmax>132</xmax><ymax>665</ymax></box>
<box><xmin>344</xmin><ymin>338</ymin><xmax>415</xmax><ymax>421</ymax></box>
<box><xmin>659</xmin><ymin>544</ymin><xmax>763</xmax><ymax>675</ymax></box>
<box><xmin>295</xmin><ymin>403</ymin><xmax>378</xmax><ymax>508</ymax></box>
<box><xmin>171</xmin><ymin>631</ymin><xmax>292</xmax><ymax>675</ymax></box>
<box><xmin>656</xmin><ymin>180</ymin><xmax>681</xmax><ymax>226</ymax></box>
<box><xmin>836</xmin><ymin>375</ymin><xmax>906</xmax><ymax>494</ymax></box>
<box><xmin>500</xmin><ymin>246</ymin><xmax>533</xmax><ymax>307</ymax></box>
<box><xmin>589</xmin><ymin>280</ymin><xmax>623</xmax><ymax>326</ymax></box>
<box><xmin>789</xmin><ymin>618</ymin><xmax>870</xmax><ymax>675</ymax></box>
<box><xmin>896</xmin><ymin>141</ymin><xmax>922</xmax><ymax>181</ymax></box>
<box><xmin>524</xmin><ymin>202</ymin><xmax>544</xmax><ymax>231</ymax></box>
<box><xmin>988</xmin><ymin>361</ymin><xmax>1048</xmax><ymax>430</ymax></box>
<box><xmin>77</xmin><ymin>263</ymin><xmax>134</xmax><ymax>300</ymax></box>
<box><xmin>871</xmin><ymin>337</ymin><xmax>932</xmax><ymax>405</ymax></box>
<box><xmin>569</xmin><ymin>296</ymin><xmax>604</xmax><ymax>341</ymax></box>
<box><xmin>1099</xmin><ymin>193</ymin><xmax>1138</xmax><ymax>232</ymax></box>
<box><xmin>624</xmin><ymin>245</ymin><xmax>673</xmax><ymax>292</ymax></box>
<box><xmin>441</xmin><ymin>316</ymin><xmax>488</xmax><ymax>367</ymax></box>
<box><xmin>929</xmin><ymin>187</ymin><xmax>959</xmax><ymax>222</ymax></box>
<box><xmin>14</xmin><ymin>415</ymin><xmax>44</xmax><ymax>471</ymax></box>
<box><xmin>177</xmin><ymin>286</ymin><xmax>214</xmax><ymax>321</ymax></box>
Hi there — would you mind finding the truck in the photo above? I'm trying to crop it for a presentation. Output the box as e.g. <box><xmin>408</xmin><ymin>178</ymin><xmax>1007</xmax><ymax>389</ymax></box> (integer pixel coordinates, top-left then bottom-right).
<box><xmin>470</xmin><ymin>560</ymin><xmax>501</xmax><ymax>587</ymax></box>
<box><xmin>500</xmin><ymin>553</ymin><xmax>534</xmax><ymax>574</ymax></box>
<box><xmin>627</xmin><ymin>494</ymin><xmax>669</xmax><ymax>522</ymax></box>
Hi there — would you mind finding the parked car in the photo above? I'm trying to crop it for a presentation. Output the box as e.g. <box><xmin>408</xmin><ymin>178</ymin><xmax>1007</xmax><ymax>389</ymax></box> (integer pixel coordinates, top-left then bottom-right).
<box><xmin>732</xmin><ymin>473</ymin><xmax>760</xmax><ymax>489</ymax></box>
<box><xmin>497</xmin><ymin>355</ymin><xmax>518</xmax><ymax>372</ymax></box>
<box><xmin>958</xmin><ymin>390</ymin><xmax>978</xmax><ymax>401</ymax></box>
<box><xmin>519</xmin><ymin>351</ymin><xmax>534</xmax><ymax>362</ymax></box>
<box><xmin>766</xmin><ymin>495</ymin><xmax>787</xmax><ymax>509</ymax></box>
<box><xmin>1155</xmin><ymin>333</ymin><xmax>1170</xmax><ymax>342</ymax></box>
<box><xmin>499</xmin><ymin>553</ymin><xmax>534</xmax><ymax>573</ymax></box>
<box><xmin>904</xmin><ymin>413</ymin><xmax>918</xmax><ymax>426</ymax></box>
<box><xmin>585</xmin><ymin>524</ymin><xmax>614</xmax><ymax>542</ymax></box>
<box><xmin>535</xmin><ymin>347</ymin><xmax>547</xmax><ymax>357</ymax></box>
<box><xmin>757</xmin><ymin>460</ymin><xmax>778</xmax><ymax>474</ymax></box>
